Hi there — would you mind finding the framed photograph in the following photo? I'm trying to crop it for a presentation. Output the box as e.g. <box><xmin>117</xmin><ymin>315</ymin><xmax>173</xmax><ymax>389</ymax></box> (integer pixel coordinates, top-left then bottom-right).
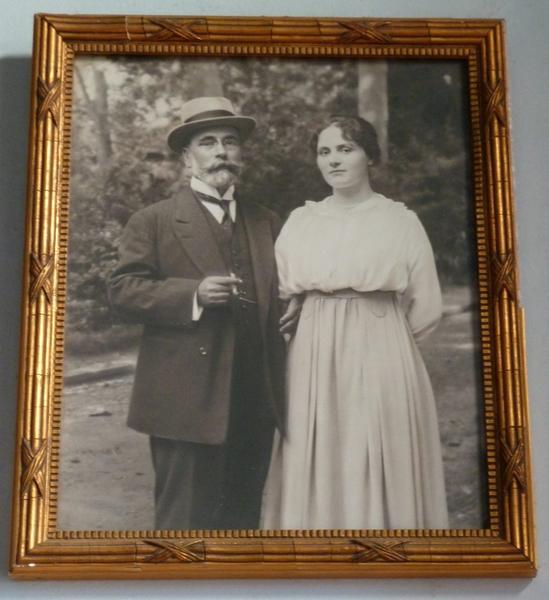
<box><xmin>10</xmin><ymin>14</ymin><xmax>535</xmax><ymax>579</ymax></box>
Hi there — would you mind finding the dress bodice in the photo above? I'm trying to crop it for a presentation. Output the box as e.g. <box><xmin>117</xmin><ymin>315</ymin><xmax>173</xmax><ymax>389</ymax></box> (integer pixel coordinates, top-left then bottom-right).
<box><xmin>275</xmin><ymin>193</ymin><xmax>443</xmax><ymax>340</ymax></box>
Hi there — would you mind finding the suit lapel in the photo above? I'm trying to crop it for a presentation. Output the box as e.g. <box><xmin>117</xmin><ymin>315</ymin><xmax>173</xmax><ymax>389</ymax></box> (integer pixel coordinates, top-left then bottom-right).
<box><xmin>171</xmin><ymin>187</ymin><xmax>227</xmax><ymax>275</ymax></box>
<box><xmin>240</xmin><ymin>202</ymin><xmax>274</xmax><ymax>330</ymax></box>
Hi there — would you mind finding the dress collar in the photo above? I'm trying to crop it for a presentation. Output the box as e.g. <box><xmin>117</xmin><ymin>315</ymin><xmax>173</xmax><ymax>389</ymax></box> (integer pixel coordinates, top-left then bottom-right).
<box><xmin>313</xmin><ymin>192</ymin><xmax>386</xmax><ymax>215</ymax></box>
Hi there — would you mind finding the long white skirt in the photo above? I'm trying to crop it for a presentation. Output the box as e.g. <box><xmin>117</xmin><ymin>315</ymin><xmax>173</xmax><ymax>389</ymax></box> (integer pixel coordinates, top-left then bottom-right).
<box><xmin>261</xmin><ymin>290</ymin><xmax>448</xmax><ymax>530</ymax></box>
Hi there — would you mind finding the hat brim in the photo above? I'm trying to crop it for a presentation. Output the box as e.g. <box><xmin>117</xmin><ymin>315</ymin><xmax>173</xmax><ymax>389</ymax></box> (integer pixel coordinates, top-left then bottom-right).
<box><xmin>167</xmin><ymin>116</ymin><xmax>256</xmax><ymax>152</ymax></box>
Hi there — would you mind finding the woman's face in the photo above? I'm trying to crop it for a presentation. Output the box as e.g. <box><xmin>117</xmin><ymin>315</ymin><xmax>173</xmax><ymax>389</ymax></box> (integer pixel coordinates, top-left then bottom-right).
<box><xmin>316</xmin><ymin>124</ymin><xmax>369</xmax><ymax>190</ymax></box>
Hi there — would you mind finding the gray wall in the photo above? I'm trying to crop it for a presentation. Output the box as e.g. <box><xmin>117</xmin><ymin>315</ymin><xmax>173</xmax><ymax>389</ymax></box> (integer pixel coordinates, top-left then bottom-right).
<box><xmin>1</xmin><ymin>1</ymin><xmax>548</xmax><ymax>598</ymax></box>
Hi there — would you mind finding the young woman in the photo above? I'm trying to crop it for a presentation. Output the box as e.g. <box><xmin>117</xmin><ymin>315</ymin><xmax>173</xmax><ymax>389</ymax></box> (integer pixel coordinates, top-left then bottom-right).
<box><xmin>261</xmin><ymin>116</ymin><xmax>448</xmax><ymax>530</ymax></box>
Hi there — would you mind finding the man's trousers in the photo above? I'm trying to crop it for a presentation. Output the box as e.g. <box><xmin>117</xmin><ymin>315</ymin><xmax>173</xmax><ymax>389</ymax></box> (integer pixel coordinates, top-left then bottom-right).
<box><xmin>150</xmin><ymin>321</ymin><xmax>275</xmax><ymax>531</ymax></box>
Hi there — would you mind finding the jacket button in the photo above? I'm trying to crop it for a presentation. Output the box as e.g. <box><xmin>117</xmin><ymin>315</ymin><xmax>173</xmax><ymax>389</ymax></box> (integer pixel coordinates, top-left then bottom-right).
<box><xmin>199</xmin><ymin>346</ymin><xmax>207</xmax><ymax>356</ymax></box>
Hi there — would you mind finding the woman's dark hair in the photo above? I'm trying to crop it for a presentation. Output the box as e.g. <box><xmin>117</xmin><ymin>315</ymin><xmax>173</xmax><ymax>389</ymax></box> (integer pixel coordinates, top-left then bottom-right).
<box><xmin>310</xmin><ymin>115</ymin><xmax>381</xmax><ymax>165</ymax></box>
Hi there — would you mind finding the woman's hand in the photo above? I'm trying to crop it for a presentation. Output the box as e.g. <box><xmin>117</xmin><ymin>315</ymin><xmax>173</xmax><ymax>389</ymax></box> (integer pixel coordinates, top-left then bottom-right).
<box><xmin>279</xmin><ymin>296</ymin><xmax>303</xmax><ymax>337</ymax></box>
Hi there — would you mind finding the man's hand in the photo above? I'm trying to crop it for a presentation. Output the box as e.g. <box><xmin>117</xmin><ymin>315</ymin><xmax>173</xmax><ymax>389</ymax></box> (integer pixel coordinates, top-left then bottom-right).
<box><xmin>197</xmin><ymin>275</ymin><xmax>242</xmax><ymax>307</ymax></box>
<box><xmin>279</xmin><ymin>296</ymin><xmax>303</xmax><ymax>336</ymax></box>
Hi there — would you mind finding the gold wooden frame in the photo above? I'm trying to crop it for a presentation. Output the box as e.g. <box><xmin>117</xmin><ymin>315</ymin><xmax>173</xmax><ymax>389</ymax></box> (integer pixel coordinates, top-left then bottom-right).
<box><xmin>10</xmin><ymin>14</ymin><xmax>535</xmax><ymax>579</ymax></box>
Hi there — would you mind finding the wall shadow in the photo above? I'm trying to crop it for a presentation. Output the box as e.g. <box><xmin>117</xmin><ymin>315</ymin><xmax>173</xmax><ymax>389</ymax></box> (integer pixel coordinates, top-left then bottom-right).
<box><xmin>0</xmin><ymin>55</ymin><xmax>32</xmax><ymax>577</ymax></box>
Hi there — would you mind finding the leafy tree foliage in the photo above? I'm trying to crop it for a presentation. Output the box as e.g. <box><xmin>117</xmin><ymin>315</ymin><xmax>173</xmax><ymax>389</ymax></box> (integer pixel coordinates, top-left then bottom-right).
<box><xmin>68</xmin><ymin>56</ymin><xmax>473</xmax><ymax>344</ymax></box>
<box><xmin>385</xmin><ymin>61</ymin><xmax>474</xmax><ymax>286</ymax></box>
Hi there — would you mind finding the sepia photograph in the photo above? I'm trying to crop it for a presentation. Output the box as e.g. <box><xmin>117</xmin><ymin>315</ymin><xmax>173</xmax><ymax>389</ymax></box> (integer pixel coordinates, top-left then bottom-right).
<box><xmin>10</xmin><ymin>14</ymin><xmax>537</xmax><ymax>580</ymax></box>
<box><xmin>57</xmin><ymin>54</ymin><xmax>486</xmax><ymax>533</ymax></box>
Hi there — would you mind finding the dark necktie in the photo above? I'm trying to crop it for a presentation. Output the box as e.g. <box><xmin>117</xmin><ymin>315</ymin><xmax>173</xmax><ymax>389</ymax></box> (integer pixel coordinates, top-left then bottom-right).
<box><xmin>194</xmin><ymin>191</ymin><xmax>233</xmax><ymax>235</ymax></box>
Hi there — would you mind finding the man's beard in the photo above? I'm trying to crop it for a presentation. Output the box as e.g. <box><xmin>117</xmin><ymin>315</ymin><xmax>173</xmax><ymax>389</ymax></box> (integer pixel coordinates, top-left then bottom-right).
<box><xmin>196</xmin><ymin>161</ymin><xmax>241</xmax><ymax>192</ymax></box>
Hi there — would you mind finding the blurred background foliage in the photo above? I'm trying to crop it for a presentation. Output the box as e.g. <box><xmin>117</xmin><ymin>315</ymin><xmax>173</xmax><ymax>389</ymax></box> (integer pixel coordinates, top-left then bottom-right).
<box><xmin>67</xmin><ymin>56</ymin><xmax>474</xmax><ymax>350</ymax></box>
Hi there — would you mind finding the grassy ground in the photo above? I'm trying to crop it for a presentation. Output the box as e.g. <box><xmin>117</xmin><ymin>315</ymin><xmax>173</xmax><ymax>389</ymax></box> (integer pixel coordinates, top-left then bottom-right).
<box><xmin>57</xmin><ymin>286</ymin><xmax>486</xmax><ymax>531</ymax></box>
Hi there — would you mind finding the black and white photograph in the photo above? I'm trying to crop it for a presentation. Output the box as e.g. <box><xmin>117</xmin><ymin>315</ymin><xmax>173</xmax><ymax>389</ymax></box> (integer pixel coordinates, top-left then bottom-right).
<box><xmin>58</xmin><ymin>55</ymin><xmax>485</xmax><ymax>533</ymax></box>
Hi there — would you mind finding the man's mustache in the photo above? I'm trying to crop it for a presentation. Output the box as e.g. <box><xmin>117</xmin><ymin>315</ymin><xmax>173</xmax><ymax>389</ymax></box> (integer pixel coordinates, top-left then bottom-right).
<box><xmin>206</xmin><ymin>161</ymin><xmax>241</xmax><ymax>174</ymax></box>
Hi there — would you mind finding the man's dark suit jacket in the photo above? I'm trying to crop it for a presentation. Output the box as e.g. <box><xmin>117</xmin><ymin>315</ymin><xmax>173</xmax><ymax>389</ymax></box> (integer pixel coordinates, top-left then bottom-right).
<box><xmin>108</xmin><ymin>186</ymin><xmax>285</xmax><ymax>444</ymax></box>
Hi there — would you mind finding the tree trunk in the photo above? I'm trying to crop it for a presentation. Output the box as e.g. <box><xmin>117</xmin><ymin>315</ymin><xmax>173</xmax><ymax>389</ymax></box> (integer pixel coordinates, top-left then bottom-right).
<box><xmin>75</xmin><ymin>63</ymin><xmax>113</xmax><ymax>173</ymax></box>
<box><xmin>357</xmin><ymin>61</ymin><xmax>388</xmax><ymax>164</ymax></box>
<box><xmin>188</xmin><ymin>59</ymin><xmax>223</xmax><ymax>96</ymax></box>
<box><xmin>92</xmin><ymin>68</ymin><xmax>113</xmax><ymax>167</ymax></box>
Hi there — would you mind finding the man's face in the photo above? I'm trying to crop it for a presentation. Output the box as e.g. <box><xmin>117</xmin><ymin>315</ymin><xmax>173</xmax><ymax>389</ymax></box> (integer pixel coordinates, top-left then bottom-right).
<box><xmin>183</xmin><ymin>126</ymin><xmax>243</xmax><ymax>192</ymax></box>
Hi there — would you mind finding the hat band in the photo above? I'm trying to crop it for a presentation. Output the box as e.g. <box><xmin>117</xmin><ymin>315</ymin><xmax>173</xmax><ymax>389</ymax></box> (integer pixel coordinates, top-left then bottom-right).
<box><xmin>184</xmin><ymin>109</ymin><xmax>235</xmax><ymax>124</ymax></box>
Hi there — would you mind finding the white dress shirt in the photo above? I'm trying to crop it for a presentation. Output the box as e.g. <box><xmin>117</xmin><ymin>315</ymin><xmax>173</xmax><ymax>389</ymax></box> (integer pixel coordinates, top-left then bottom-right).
<box><xmin>190</xmin><ymin>177</ymin><xmax>237</xmax><ymax>320</ymax></box>
<box><xmin>191</xmin><ymin>176</ymin><xmax>237</xmax><ymax>222</ymax></box>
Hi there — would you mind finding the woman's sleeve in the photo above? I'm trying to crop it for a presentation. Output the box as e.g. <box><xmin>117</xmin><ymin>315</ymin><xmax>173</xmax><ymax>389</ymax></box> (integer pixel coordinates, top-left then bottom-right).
<box><xmin>402</xmin><ymin>215</ymin><xmax>443</xmax><ymax>341</ymax></box>
<box><xmin>274</xmin><ymin>219</ymin><xmax>293</xmax><ymax>301</ymax></box>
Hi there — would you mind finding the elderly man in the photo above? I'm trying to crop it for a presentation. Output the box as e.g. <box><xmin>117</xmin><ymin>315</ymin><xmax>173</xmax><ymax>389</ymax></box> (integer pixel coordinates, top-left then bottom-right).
<box><xmin>109</xmin><ymin>97</ymin><xmax>288</xmax><ymax>530</ymax></box>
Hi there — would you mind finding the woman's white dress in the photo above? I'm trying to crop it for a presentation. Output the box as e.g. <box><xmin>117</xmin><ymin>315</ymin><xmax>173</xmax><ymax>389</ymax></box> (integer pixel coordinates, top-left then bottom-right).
<box><xmin>261</xmin><ymin>193</ymin><xmax>449</xmax><ymax>530</ymax></box>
